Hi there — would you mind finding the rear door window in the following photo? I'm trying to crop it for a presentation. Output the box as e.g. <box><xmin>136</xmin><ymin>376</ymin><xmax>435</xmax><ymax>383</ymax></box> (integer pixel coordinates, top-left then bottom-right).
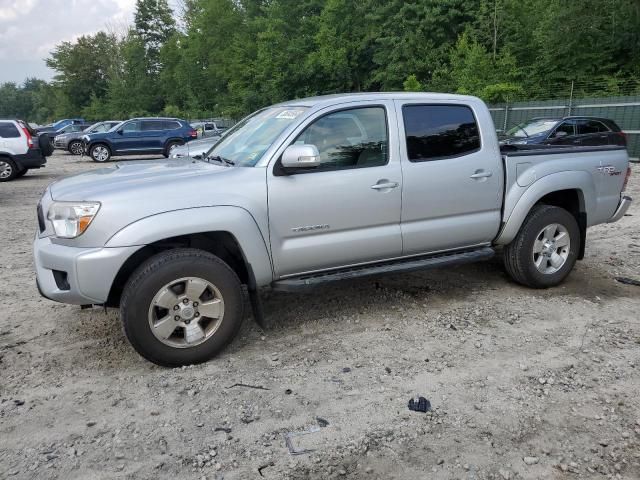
<box><xmin>576</xmin><ymin>120</ymin><xmax>609</xmax><ymax>134</ymax></box>
<box><xmin>163</xmin><ymin>121</ymin><xmax>181</xmax><ymax>130</ymax></box>
<box><xmin>0</xmin><ymin>122</ymin><xmax>21</xmax><ymax>138</ymax></box>
<box><xmin>141</xmin><ymin>120</ymin><xmax>164</xmax><ymax>131</ymax></box>
<box><xmin>402</xmin><ymin>104</ymin><xmax>480</xmax><ymax>161</ymax></box>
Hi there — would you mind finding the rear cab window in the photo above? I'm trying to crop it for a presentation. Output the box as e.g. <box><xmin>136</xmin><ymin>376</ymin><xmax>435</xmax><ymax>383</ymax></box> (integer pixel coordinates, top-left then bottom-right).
<box><xmin>0</xmin><ymin>122</ymin><xmax>21</xmax><ymax>138</ymax></box>
<box><xmin>402</xmin><ymin>104</ymin><xmax>480</xmax><ymax>161</ymax></box>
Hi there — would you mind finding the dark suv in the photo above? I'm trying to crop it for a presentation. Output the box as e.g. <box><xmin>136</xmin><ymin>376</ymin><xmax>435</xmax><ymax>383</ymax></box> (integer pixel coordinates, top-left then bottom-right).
<box><xmin>83</xmin><ymin>118</ymin><xmax>197</xmax><ymax>162</ymax></box>
<box><xmin>501</xmin><ymin>116</ymin><xmax>626</xmax><ymax>147</ymax></box>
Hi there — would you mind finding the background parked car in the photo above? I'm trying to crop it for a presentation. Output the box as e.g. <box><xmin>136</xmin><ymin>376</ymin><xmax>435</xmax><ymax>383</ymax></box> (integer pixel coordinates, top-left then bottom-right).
<box><xmin>191</xmin><ymin>121</ymin><xmax>227</xmax><ymax>138</ymax></box>
<box><xmin>169</xmin><ymin>134</ymin><xmax>221</xmax><ymax>159</ymax></box>
<box><xmin>501</xmin><ymin>116</ymin><xmax>627</xmax><ymax>147</ymax></box>
<box><xmin>38</xmin><ymin>122</ymin><xmax>91</xmax><ymax>143</ymax></box>
<box><xmin>0</xmin><ymin>119</ymin><xmax>53</xmax><ymax>181</ymax></box>
<box><xmin>82</xmin><ymin>117</ymin><xmax>197</xmax><ymax>162</ymax></box>
<box><xmin>35</xmin><ymin>118</ymin><xmax>85</xmax><ymax>137</ymax></box>
<box><xmin>54</xmin><ymin>121</ymin><xmax>121</xmax><ymax>155</ymax></box>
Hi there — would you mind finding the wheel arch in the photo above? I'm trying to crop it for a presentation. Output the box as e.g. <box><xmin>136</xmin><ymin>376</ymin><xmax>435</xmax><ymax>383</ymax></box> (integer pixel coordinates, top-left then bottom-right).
<box><xmin>88</xmin><ymin>141</ymin><xmax>112</xmax><ymax>153</ymax></box>
<box><xmin>104</xmin><ymin>207</ymin><xmax>273</xmax><ymax>307</ymax></box>
<box><xmin>495</xmin><ymin>171</ymin><xmax>594</xmax><ymax>250</ymax></box>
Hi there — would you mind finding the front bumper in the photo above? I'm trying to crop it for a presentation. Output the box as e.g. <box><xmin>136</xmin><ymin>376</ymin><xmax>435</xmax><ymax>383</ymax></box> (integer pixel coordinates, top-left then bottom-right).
<box><xmin>33</xmin><ymin>234</ymin><xmax>140</xmax><ymax>305</ymax></box>
<box><xmin>607</xmin><ymin>195</ymin><xmax>632</xmax><ymax>223</ymax></box>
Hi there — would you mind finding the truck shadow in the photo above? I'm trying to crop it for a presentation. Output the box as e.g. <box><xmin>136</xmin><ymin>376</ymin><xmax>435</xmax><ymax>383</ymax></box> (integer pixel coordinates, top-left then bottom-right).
<box><xmin>259</xmin><ymin>257</ymin><xmax>629</xmax><ymax>330</ymax></box>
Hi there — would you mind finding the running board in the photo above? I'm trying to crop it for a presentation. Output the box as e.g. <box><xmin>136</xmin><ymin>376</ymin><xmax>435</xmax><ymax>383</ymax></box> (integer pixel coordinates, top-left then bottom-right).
<box><xmin>272</xmin><ymin>247</ymin><xmax>495</xmax><ymax>292</ymax></box>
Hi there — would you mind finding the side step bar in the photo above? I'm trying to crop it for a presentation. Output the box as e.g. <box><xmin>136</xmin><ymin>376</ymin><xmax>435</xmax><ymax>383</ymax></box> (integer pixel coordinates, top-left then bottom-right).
<box><xmin>272</xmin><ymin>247</ymin><xmax>495</xmax><ymax>292</ymax></box>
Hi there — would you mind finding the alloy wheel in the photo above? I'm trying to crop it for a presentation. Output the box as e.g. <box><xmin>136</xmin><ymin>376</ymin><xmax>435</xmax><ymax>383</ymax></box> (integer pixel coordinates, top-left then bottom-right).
<box><xmin>0</xmin><ymin>160</ymin><xmax>12</xmax><ymax>179</ymax></box>
<box><xmin>532</xmin><ymin>223</ymin><xmax>570</xmax><ymax>274</ymax></box>
<box><xmin>147</xmin><ymin>277</ymin><xmax>225</xmax><ymax>348</ymax></box>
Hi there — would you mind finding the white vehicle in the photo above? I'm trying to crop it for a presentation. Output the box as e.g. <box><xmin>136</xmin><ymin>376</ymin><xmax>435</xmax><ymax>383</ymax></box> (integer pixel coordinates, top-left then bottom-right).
<box><xmin>0</xmin><ymin>119</ymin><xmax>52</xmax><ymax>181</ymax></box>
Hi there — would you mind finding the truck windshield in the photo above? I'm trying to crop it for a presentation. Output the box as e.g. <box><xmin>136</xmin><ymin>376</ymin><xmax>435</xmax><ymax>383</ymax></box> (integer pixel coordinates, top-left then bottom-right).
<box><xmin>506</xmin><ymin>119</ymin><xmax>558</xmax><ymax>138</ymax></box>
<box><xmin>203</xmin><ymin>106</ymin><xmax>308</xmax><ymax>166</ymax></box>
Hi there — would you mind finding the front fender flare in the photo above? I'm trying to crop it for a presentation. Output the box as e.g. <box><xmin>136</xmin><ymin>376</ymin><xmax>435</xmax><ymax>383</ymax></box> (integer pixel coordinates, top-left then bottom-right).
<box><xmin>105</xmin><ymin>206</ymin><xmax>273</xmax><ymax>286</ymax></box>
<box><xmin>495</xmin><ymin>171</ymin><xmax>595</xmax><ymax>245</ymax></box>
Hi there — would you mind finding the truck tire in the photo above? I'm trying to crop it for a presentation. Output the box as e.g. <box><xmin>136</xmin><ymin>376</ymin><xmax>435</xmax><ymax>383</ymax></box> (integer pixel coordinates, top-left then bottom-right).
<box><xmin>503</xmin><ymin>204</ymin><xmax>580</xmax><ymax>288</ymax></box>
<box><xmin>120</xmin><ymin>248</ymin><xmax>244</xmax><ymax>367</ymax></box>
<box><xmin>68</xmin><ymin>140</ymin><xmax>84</xmax><ymax>155</ymax></box>
<box><xmin>0</xmin><ymin>157</ymin><xmax>19</xmax><ymax>182</ymax></box>
<box><xmin>89</xmin><ymin>144</ymin><xmax>111</xmax><ymax>162</ymax></box>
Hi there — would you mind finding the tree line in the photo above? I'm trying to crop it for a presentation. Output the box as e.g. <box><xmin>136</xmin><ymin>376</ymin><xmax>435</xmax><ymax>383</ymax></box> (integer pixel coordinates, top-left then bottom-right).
<box><xmin>1</xmin><ymin>0</ymin><xmax>639</xmax><ymax>124</ymax></box>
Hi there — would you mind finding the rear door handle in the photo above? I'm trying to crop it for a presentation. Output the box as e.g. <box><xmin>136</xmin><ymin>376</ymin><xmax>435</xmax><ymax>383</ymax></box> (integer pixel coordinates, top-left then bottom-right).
<box><xmin>469</xmin><ymin>170</ymin><xmax>493</xmax><ymax>179</ymax></box>
<box><xmin>371</xmin><ymin>181</ymin><xmax>399</xmax><ymax>190</ymax></box>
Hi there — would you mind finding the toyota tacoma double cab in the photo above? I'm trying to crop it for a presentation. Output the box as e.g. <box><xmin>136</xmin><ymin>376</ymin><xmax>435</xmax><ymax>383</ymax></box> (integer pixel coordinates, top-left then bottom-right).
<box><xmin>34</xmin><ymin>93</ymin><xmax>632</xmax><ymax>366</ymax></box>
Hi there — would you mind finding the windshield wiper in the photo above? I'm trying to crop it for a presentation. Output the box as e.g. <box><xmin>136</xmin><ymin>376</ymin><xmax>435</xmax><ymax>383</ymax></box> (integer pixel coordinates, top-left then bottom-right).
<box><xmin>206</xmin><ymin>155</ymin><xmax>235</xmax><ymax>166</ymax></box>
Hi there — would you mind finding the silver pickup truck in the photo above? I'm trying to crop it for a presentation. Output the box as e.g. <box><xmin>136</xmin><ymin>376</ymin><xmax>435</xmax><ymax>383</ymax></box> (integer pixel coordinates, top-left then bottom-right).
<box><xmin>34</xmin><ymin>93</ymin><xmax>632</xmax><ymax>366</ymax></box>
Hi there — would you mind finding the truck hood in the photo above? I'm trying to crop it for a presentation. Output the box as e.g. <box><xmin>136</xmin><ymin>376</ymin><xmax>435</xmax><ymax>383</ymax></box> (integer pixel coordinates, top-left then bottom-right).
<box><xmin>50</xmin><ymin>159</ymin><xmax>228</xmax><ymax>200</ymax></box>
<box><xmin>45</xmin><ymin>158</ymin><xmax>269</xmax><ymax>248</ymax></box>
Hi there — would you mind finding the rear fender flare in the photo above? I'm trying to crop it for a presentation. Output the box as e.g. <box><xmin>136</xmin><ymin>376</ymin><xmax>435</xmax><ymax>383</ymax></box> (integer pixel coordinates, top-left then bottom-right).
<box><xmin>495</xmin><ymin>171</ymin><xmax>595</xmax><ymax>245</ymax></box>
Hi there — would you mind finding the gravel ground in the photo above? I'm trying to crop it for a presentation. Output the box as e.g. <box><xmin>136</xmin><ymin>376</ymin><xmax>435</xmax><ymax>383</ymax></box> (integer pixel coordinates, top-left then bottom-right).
<box><xmin>1</xmin><ymin>151</ymin><xmax>639</xmax><ymax>480</ymax></box>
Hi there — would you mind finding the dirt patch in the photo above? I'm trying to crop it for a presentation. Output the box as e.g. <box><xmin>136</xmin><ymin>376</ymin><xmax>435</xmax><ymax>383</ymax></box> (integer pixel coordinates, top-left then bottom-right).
<box><xmin>1</xmin><ymin>153</ymin><xmax>639</xmax><ymax>479</ymax></box>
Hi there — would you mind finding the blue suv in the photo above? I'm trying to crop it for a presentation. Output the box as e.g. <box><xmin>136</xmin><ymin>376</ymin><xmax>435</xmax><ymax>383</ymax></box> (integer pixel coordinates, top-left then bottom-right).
<box><xmin>83</xmin><ymin>118</ymin><xmax>197</xmax><ymax>162</ymax></box>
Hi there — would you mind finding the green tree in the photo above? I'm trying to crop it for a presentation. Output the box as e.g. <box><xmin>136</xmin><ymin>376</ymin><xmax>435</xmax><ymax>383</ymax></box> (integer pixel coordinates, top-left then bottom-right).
<box><xmin>134</xmin><ymin>0</ymin><xmax>176</xmax><ymax>73</ymax></box>
<box><xmin>403</xmin><ymin>74</ymin><xmax>423</xmax><ymax>92</ymax></box>
<box><xmin>46</xmin><ymin>32</ymin><xmax>118</xmax><ymax>113</ymax></box>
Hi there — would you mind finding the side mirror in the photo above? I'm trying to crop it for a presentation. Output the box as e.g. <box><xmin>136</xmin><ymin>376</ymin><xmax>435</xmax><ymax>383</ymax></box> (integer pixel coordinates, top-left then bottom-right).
<box><xmin>116</xmin><ymin>129</ymin><xmax>123</xmax><ymax>135</ymax></box>
<box><xmin>281</xmin><ymin>144</ymin><xmax>321</xmax><ymax>169</ymax></box>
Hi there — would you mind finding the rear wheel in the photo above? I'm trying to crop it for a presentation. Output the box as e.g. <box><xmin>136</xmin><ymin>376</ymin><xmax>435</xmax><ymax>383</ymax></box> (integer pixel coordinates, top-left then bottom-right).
<box><xmin>0</xmin><ymin>157</ymin><xmax>18</xmax><ymax>182</ymax></box>
<box><xmin>68</xmin><ymin>140</ymin><xmax>84</xmax><ymax>155</ymax></box>
<box><xmin>120</xmin><ymin>249</ymin><xmax>244</xmax><ymax>367</ymax></box>
<box><xmin>503</xmin><ymin>204</ymin><xmax>580</xmax><ymax>288</ymax></box>
<box><xmin>90</xmin><ymin>144</ymin><xmax>111</xmax><ymax>162</ymax></box>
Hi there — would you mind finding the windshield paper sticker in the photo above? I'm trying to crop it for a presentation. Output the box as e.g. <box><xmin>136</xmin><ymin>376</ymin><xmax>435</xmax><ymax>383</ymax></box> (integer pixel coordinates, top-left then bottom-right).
<box><xmin>276</xmin><ymin>110</ymin><xmax>305</xmax><ymax>119</ymax></box>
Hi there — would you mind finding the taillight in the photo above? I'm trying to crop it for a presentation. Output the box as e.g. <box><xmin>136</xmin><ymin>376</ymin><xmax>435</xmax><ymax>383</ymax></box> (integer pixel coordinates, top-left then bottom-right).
<box><xmin>189</xmin><ymin>129</ymin><xmax>197</xmax><ymax>138</ymax></box>
<box><xmin>622</xmin><ymin>166</ymin><xmax>631</xmax><ymax>191</ymax></box>
<box><xmin>20</xmin><ymin>125</ymin><xmax>34</xmax><ymax>148</ymax></box>
<box><xmin>618</xmin><ymin>131</ymin><xmax>627</xmax><ymax>144</ymax></box>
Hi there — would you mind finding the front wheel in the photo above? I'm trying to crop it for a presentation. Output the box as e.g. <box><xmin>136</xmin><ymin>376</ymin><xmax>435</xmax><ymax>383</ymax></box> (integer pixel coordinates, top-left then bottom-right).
<box><xmin>120</xmin><ymin>249</ymin><xmax>244</xmax><ymax>367</ymax></box>
<box><xmin>68</xmin><ymin>140</ymin><xmax>84</xmax><ymax>155</ymax></box>
<box><xmin>503</xmin><ymin>204</ymin><xmax>580</xmax><ymax>288</ymax></box>
<box><xmin>90</xmin><ymin>144</ymin><xmax>111</xmax><ymax>162</ymax></box>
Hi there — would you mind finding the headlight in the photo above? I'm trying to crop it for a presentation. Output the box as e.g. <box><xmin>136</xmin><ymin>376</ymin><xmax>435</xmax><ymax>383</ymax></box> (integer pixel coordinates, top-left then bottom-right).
<box><xmin>47</xmin><ymin>202</ymin><xmax>100</xmax><ymax>238</ymax></box>
<box><xmin>82</xmin><ymin>135</ymin><xmax>90</xmax><ymax>142</ymax></box>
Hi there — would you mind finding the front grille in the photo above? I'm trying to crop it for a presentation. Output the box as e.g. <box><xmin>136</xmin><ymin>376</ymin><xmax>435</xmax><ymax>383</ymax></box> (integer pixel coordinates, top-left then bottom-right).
<box><xmin>37</xmin><ymin>203</ymin><xmax>45</xmax><ymax>232</ymax></box>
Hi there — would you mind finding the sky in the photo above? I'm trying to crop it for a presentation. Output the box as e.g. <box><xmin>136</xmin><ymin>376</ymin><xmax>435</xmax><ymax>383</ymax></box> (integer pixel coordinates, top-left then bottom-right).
<box><xmin>0</xmin><ymin>0</ymin><xmax>178</xmax><ymax>84</ymax></box>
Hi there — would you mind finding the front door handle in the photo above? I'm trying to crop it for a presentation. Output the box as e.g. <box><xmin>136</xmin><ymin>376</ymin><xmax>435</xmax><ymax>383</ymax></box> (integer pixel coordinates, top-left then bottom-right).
<box><xmin>469</xmin><ymin>170</ymin><xmax>493</xmax><ymax>179</ymax></box>
<box><xmin>371</xmin><ymin>181</ymin><xmax>399</xmax><ymax>190</ymax></box>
